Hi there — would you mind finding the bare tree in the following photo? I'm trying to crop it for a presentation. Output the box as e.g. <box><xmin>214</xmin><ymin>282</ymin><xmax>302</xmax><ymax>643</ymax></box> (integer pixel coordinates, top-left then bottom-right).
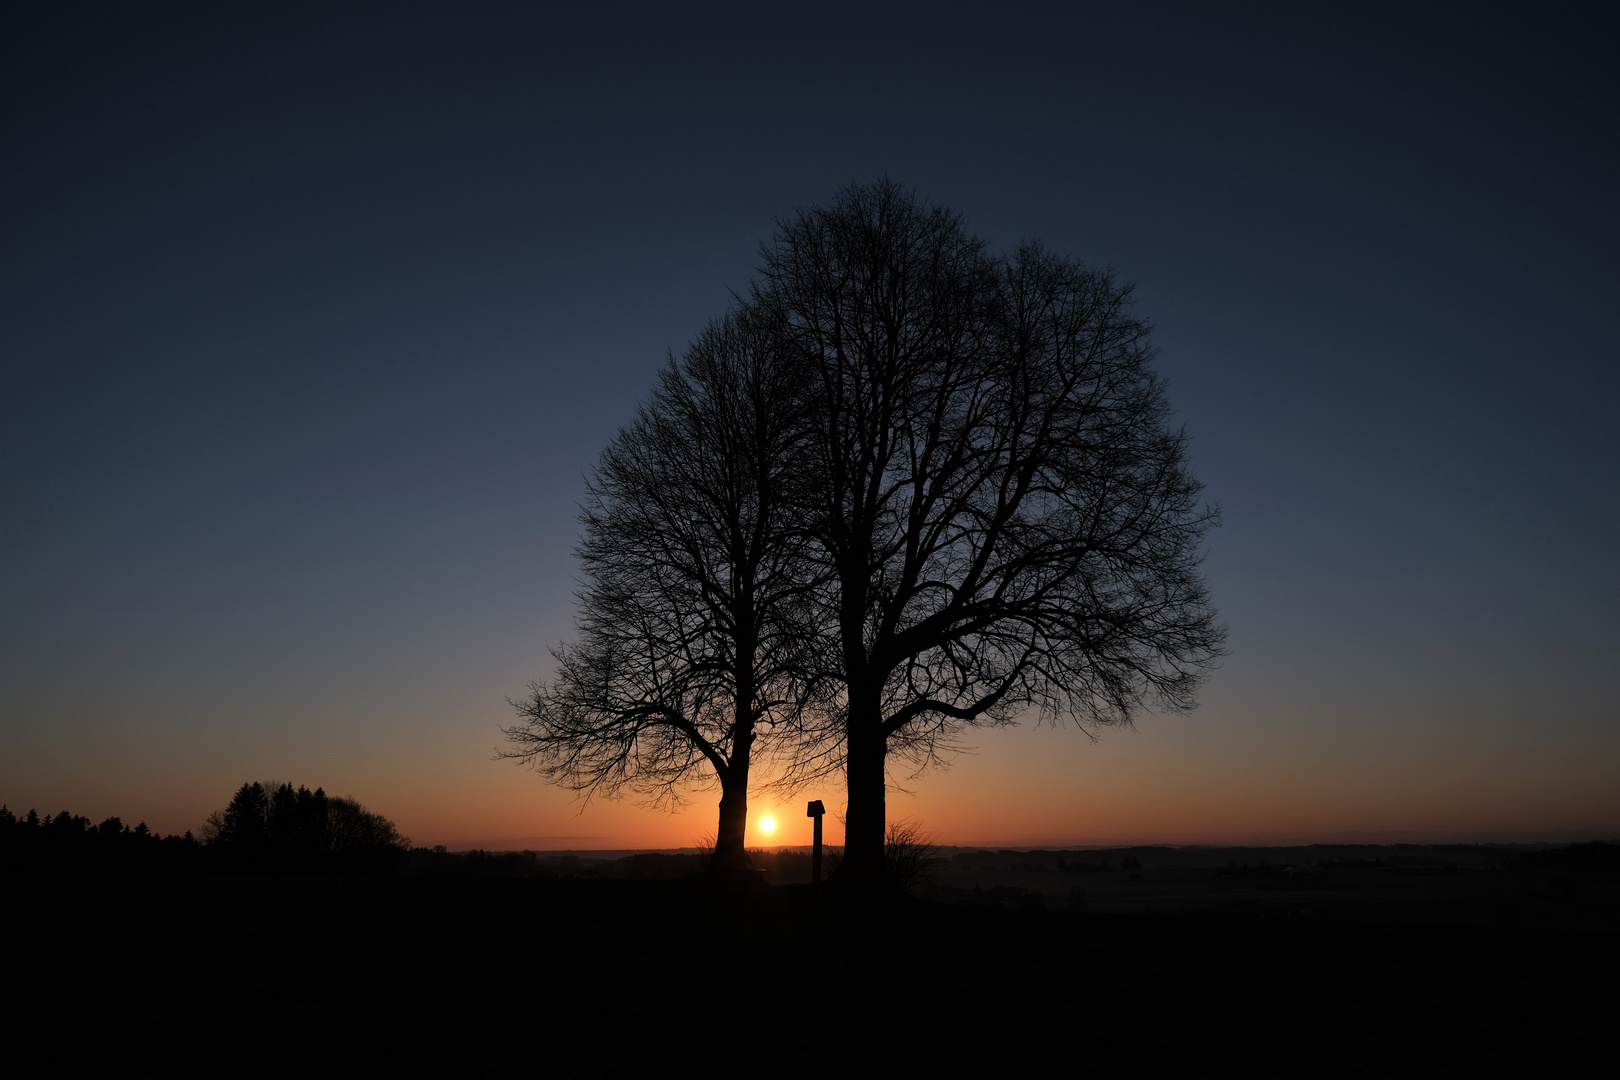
<box><xmin>326</xmin><ymin>795</ymin><xmax>409</xmax><ymax>853</ymax></box>
<box><xmin>756</xmin><ymin>181</ymin><xmax>1225</xmax><ymax>884</ymax></box>
<box><xmin>504</xmin><ymin>306</ymin><xmax>827</xmax><ymax>872</ymax></box>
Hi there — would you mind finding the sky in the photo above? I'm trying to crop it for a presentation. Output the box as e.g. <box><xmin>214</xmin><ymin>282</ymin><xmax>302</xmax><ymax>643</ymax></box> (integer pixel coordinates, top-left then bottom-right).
<box><xmin>3</xmin><ymin>2</ymin><xmax>1616</xmax><ymax>850</ymax></box>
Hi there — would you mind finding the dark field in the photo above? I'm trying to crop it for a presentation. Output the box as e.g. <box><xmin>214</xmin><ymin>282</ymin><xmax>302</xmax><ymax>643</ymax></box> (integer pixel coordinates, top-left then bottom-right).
<box><xmin>920</xmin><ymin>844</ymin><xmax>1620</xmax><ymax>929</ymax></box>
<box><xmin>6</xmin><ymin>848</ymin><xmax>1616</xmax><ymax>1075</ymax></box>
<box><xmin>541</xmin><ymin>841</ymin><xmax>1620</xmax><ymax>930</ymax></box>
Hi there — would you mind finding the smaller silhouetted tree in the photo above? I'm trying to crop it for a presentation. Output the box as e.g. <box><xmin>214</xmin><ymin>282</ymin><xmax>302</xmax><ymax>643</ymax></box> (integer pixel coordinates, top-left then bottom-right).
<box><xmin>219</xmin><ymin>782</ymin><xmax>271</xmax><ymax>851</ymax></box>
<box><xmin>327</xmin><ymin>796</ymin><xmax>407</xmax><ymax>853</ymax></box>
<box><xmin>505</xmin><ymin>306</ymin><xmax>833</xmax><ymax>873</ymax></box>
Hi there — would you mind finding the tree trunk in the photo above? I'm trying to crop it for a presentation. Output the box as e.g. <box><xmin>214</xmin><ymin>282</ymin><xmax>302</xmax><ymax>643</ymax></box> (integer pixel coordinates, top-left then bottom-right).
<box><xmin>711</xmin><ymin>728</ymin><xmax>754</xmax><ymax>874</ymax></box>
<box><xmin>712</xmin><ymin>774</ymin><xmax>751</xmax><ymax>873</ymax></box>
<box><xmin>840</xmin><ymin>688</ymin><xmax>887</xmax><ymax>886</ymax></box>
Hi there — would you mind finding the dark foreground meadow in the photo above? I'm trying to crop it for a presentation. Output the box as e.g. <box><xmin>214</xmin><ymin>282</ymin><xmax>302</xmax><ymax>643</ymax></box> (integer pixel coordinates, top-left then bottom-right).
<box><xmin>6</xmin><ymin>858</ymin><xmax>1616</xmax><ymax>1076</ymax></box>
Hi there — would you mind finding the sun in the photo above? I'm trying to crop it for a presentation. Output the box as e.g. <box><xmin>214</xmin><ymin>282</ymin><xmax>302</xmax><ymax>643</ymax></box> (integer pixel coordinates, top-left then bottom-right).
<box><xmin>759</xmin><ymin>816</ymin><xmax>776</xmax><ymax>834</ymax></box>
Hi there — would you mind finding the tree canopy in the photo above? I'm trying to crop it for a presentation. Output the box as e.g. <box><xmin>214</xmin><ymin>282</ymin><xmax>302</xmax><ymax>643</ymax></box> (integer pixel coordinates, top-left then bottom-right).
<box><xmin>511</xmin><ymin>180</ymin><xmax>1223</xmax><ymax>885</ymax></box>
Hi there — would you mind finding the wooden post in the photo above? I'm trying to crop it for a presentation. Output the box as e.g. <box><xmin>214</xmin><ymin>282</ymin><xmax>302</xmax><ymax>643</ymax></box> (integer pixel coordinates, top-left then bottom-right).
<box><xmin>806</xmin><ymin>800</ymin><xmax>826</xmax><ymax>884</ymax></box>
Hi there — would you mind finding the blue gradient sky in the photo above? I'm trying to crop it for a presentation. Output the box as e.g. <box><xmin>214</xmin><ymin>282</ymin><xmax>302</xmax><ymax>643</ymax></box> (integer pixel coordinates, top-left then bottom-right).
<box><xmin>3</xmin><ymin>2</ymin><xmax>1616</xmax><ymax>848</ymax></box>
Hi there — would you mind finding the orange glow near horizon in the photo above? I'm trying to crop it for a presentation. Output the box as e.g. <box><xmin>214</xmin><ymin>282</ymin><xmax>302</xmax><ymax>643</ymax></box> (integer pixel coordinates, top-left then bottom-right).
<box><xmin>6</xmin><ymin>695</ymin><xmax>1617</xmax><ymax>853</ymax></box>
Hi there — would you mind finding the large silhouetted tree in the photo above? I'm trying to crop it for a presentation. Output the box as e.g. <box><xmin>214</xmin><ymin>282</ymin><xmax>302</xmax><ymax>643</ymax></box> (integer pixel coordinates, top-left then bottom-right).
<box><xmin>504</xmin><ymin>307</ymin><xmax>827</xmax><ymax>871</ymax></box>
<box><xmin>755</xmin><ymin>181</ymin><xmax>1225</xmax><ymax>884</ymax></box>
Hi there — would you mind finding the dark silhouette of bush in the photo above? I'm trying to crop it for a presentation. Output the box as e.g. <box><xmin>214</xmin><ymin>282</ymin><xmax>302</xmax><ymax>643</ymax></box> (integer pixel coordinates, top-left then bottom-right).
<box><xmin>883</xmin><ymin>821</ymin><xmax>939</xmax><ymax>895</ymax></box>
<box><xmin>823</xmin><ymin>819</ymin><xmax>938</xmax><ymax>894</ymax></box>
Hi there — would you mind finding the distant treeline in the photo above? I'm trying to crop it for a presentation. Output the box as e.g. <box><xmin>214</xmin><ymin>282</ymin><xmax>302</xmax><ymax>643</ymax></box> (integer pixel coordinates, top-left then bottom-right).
<box><xmin>940</xmin><ymin>842</ymin><xmax>1620</xmax><ymax>875</ymax></box>
<box><xmin>1</xmin><ymin>780</ymin><xmax>408</xmax><ymax>878</ymax></box>
<box><xmin>1516</xmin><ymin>841</ymin><xmax>1620</xmax><ymax>874</ymax></box>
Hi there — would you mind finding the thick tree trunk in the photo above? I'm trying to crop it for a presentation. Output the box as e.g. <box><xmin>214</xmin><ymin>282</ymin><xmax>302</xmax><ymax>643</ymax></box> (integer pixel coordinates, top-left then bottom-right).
<box><xmin>712</xmin><ymin>771</ymin><xmax>751</xmax><ymax>873</ymax></box>
<box><xmin>711</xmin><ymin>719</ymin><xmax>755</xmax><ymax>875</ymax></box>
<box><xmin>840</xmin><ymin>688</ymin><xmax>888</xmax><ymax>887</ymax></box>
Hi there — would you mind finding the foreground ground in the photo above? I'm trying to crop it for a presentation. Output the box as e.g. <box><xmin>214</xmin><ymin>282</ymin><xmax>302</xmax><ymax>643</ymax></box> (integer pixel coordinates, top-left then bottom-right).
<box><xmin>5</xmin><ymin>867</ymin><xmax>1615</xmax><ymax>1076</ymax></box>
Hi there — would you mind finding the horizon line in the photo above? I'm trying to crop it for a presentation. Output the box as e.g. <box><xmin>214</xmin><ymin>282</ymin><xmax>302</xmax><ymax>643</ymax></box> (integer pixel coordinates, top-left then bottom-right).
<box><xmin>435</xmin><ymin>832</ymin><xmax>1620</xmax><ymax>855</ymax></box>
